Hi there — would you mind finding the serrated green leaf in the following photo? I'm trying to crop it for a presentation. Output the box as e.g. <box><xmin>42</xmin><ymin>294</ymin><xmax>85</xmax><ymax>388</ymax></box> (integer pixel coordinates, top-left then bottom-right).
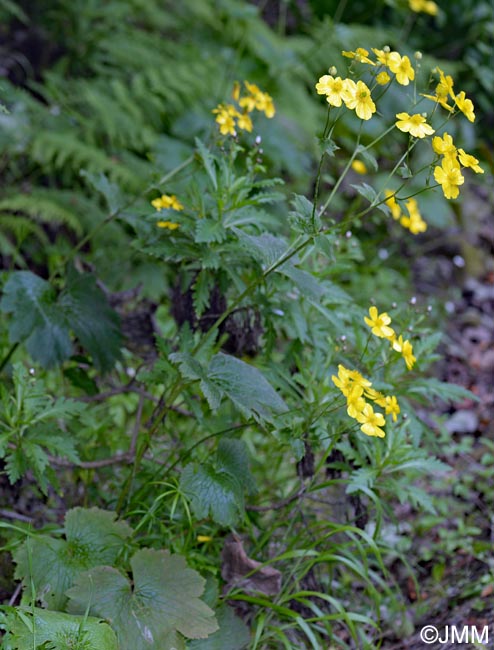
<box><xmin>0</xmin><ymin>269</ymin><xmax>121</xmax><ymax>370</ymax></box>
<box><xmin>195</xmin><ymin>138</ymin><xmax>217</xmax><ymax>190</ymax></box>
<box><xmin>407</xmin><ymin>378</ymin><xmax>479</xmax><ymax>403</ymax></box>
<box><xmin>355</xmin><ymin>145</ymin><xmax>378</xmax><ymax>172</ymax></box>
<box><xmin>80</xmin><ymin>170</ymin><xmax>125</xmax><ymax>214</ymax></box>
<box><xmin>180</xmin><ymin>439</ymin><xmax>255</xmax><ymax>526</ymax></box>
<box><xmin>234</xmin><ymin>229</ymin><xmax>288</xmax><ymax>268</ymax></box>
<box><xmin>188</xmin><ymin>605</ymin><xmax>250</xmax><ymax>650</ymax></box>
<box><xmin>14</xmin><ymin>508</ymin><xmax>131</xmax><ymax>609</ymax></box>
<box><xmin>288</xmin><ymin>193</ymin><xmax>319</xmax><ymax>234</ymax></box>
<box><xmin>207</xmin><ymin>353</ymin><xmax>287</xmax><ymax>422</ymax></box>
<box><xmin>67</xmin><ymin>549</ymin><xmax>218</xmax><ymax>650</ymax></box>
<box><xmin>216</xmin><ymin>439</ymin><xmax>256</xmax><ymax>494</ymax></box>
<box><xmin>0</xmin><ymin>271</ymin><xmax>72</xmax><ymax>367</ymax></box>
<box><xmin>180</xmin><ymin>463</ymin><xmax>244</xmax><ymax>525</ymax></box>
<box><xmin>195</xmin><ymin>219</ymin><xmax>226</xmax><ymax>243</ymax></box>
<box><xmin>169</xmin><ymin>353</ymin><xmax>223</xmax><ymax>411</ymax></box>
<box><xmin>192</xmin><ymin>270</ymin><xmax>215</xmax><ymax>318</ymax></box>
<box><xmin>6</xmin><ymin>607</ymin><xmax>118</xmax><ymax>650</ymax></box>
<box><xmin>350</xmin><ymin>182</ymin><xmax>378</xmax><ymax>204</ymax></box>
<box><xmin>59</xmin><ymin>267</ymin><xmax>122</xmax><ymax>372</ymax></box>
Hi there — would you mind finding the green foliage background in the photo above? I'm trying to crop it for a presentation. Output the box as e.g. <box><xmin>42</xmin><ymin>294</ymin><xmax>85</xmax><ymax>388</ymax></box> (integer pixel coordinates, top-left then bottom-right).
<box><xmin>0</xmin><ymin>0</ymin><xmax>492</xmax><ymax>648</ymax></box>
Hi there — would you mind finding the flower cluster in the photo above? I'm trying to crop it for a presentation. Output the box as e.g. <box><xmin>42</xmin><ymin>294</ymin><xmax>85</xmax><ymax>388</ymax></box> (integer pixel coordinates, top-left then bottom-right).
<box><xmin>212</xmin><ymin>81</ymin><xmax>275</xmax><ymax>136</ymax></box>
<box><xmin>344</xmin><ymin>47</ymin><xmax>416</xmax><ymax>86</ymax></box>
<box><xmin>316</xmin><ymin>74</ymin><xmax>376</xmax><ymax>120</ymax></box>
<box><xmin>332</xmin><ymin>364</ymin><xmax>400</xmax><ymax>438</ymax></box>
<box><xmin>364</xmin><ymin>306</ymin><xmax>416</xmax><ymax>370</ymax></box>
<box><xmin>151</xmin><ymin>193</ymin><xmax>184</xmax><ymax>230</ymax></box>
<box><xmin>385</xmin><ymin>191</ymin><xmax>427</xmax><ymax>234</ymax></box>
<box><xmin>432</xmin><ymin>132</ymin><xmax>484</xmax><ymax>199</ymax></box>
<box><xmin>422</xmin><ymin>67</ymin><xmax>475</xmax><ymax>122</ymax></box>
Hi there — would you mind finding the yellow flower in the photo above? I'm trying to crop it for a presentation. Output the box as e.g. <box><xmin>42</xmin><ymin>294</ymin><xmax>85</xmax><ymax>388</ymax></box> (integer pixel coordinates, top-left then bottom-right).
<box><xmin>458</xmin><ymin>149</ymin><xmax>484</xmax><ymax>174</ymax></box>
<box><xmin>197</xmin><ymin>535</ymin><xmax>213</xmax><ymax>543</ymax></box>
<box><xmin>236</xmin><ymin>112</ymin><xmax>253</xmax><ymax>132</ymax></box>
<box><xmin>331</xmin><ymin>364</ymin><xmax>353</xmax><ymax>396</ymax></box>
<box><xmin>395</xmin><ymin>112</ymin><xmax>434</xmax><ymax>138</ymax></box>
<box><xmin>376</xmin><ymin>71</ymin><xmax>391</xmax><ymax>85</ymax></box>
<box><xmin>344</xmin><ymin>80</ymin><xmax>376</xmax><ymax>120</ymax></box>
<box><xmin>454</xmin><ymin>91</ymin><xmax>475</xmax><ymax>122</ymax></box>
<box><xmin>372</xmin><ymin>48</ymin><xmax>392</xmax><ymax>67</ymax></box>
<box><xmin>434</xmin><ymin>157</ymin><xmax>464</xmax><ymax>199</ymax></box>
<box><xmin>388</xmin><ymin>53</ymin><xmax>415</xmax><ymax>85</ymax></box>
<box><xmin>384</xmin><ymin>190</ymin><xmax>402</xmax><ymax>220</ymax></box>
<box><xmin>432</xmin><ymin>132</ymin><xmax>457</xmax><ymax>158</ymax></box>
<box><xmin>232</xmin><ymin>81</ymin><xmax>241</xmax><ymax>102</ymax></box>
<box><xmin>401</xmin><ymin>340</ymin><xmax>416</xmax><ymax>370</ymax></box>
<box><xmin>240</xmin><ymin>82</ymin><xmax>275</xmax><ymax>118</ymax></box>
<box><xmin>347</xmin><ymin>369</ymin><xmax>372</xmax><ymax>388</ymax></box>
<box><xmin>356</xmin><ymin>403</ymin><xmax>386</xmax><ymax>438</ymax></box>
<box><xmin>384</xmin><ymin>395</ymin><xmax>400</xmax><ymax>422</ymax></box>
<box><xmin>364</xmin><ymin>306</ymin><xmax>395</xmax><ymax>339</ymax></box>
<box><xmin>342</xmin><ymin>47</ymin><xmax>375</xmax><ymax>65</ymax></box>
<box><xmin>152</xmin><ymin>194</ymin><xmax>184</xmax><ymax>211</ymax></box>
<box><xmin>392</xmin><ymin>335</ymin><xmax>416</xmax><ymax>370</ymax></box>
<box><xmin>409</xmin><ymin>0</ymin><xmax>439</xmax><ymax>15</ymax></box>
<box><xmin>346</xmin><ymin>389</ymin><xmax>366</xmax><ymax>419</ymax></box>
<box><xmin>316</xmin><ymin>75</ymin><xmax>349</xmax><ymax>107</ymax></box>
<box><xmin>400</xmin><ymin>198</ymin><xmax>427</xmax><ymax>234</ymax></box>
<box><xmin>365</xmin><ymin>387</ymin><xmax>387</xmax><ymax>408</ymax></box>
<box><xmin>212</xmin><ymin>103</ymin><xmax>238</xmax><ymax>136</ymax></box>
<box><xmin>351</xmin><ymin>160</ymin><xmax>367</xmax><ymax>174</ymax></box>
<box><xmin>157</xmin><ymin>220</ymin><xmax>179</xmax><ymax>230</ymax></box>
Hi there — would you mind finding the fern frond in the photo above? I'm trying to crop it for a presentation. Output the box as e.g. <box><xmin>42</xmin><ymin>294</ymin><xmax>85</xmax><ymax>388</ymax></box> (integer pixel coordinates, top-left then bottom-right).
<box><xmin>0</xmin><ymin>213</ymin><xmax>50</xmax><ymax>244</ymax></box>
<box><xmin>0</xmin><ymin>194</ymin><xmax>83</xmax><ymax>235</ymax></box>
<box><xmin>30</xmin><ymin>131</ymin><xmax>142</xmax><ymax>190</ymax></box>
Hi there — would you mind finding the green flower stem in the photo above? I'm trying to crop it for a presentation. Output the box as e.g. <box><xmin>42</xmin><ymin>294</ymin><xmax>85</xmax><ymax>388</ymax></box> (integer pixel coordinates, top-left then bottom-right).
<box><xmin>319</xmin><ymin>125</ymin><xmax>362</xmax><ymax>214</ymax></box>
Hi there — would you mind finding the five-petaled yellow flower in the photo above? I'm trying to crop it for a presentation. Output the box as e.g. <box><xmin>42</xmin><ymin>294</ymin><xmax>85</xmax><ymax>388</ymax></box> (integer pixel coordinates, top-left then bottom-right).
<box><xmin>434</xmin><ymin>157</ymin><xmax>464</xmax><ymax>199</ymax></box>
<box><xmin>364</xmin><ymin>306</ymin><xmax>395</xmax><ymax>339</ymax></box>
<box><xmin>316</xmin><ymin>75</ymin><xmax>349</xmax><ymax>107</ymax></box>
<box><xmin>345</xmin><ymin>80</ymin><xmax>376</xmax><ymax>120</ymax></box>
<box><xmin>388</xmin><ymin>53</ymin><xmax>415</xmax><ymax>86</ymax></box>
<box><xmin>395</xmin><ymin>112</ymin><xmax>435</xmax><ymax>138</ymax></box>
<box><xmin>356</xmin><ymin>403</ymin><xmax>386</xmax><ymax>438</ymax></box>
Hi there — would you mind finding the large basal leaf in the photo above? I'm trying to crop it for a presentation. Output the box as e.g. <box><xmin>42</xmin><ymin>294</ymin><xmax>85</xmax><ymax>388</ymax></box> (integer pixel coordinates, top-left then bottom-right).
<box><xmin>6</xmin><ymin>607</ymin><xmax>118</xmax><ymax>650</ymax></box>
<box><xmin>13</xmin><ymin>508</ymin><xmax>132</xmax><ymax>609</ymax></box>
<box><xmin>67</xmin><ymin>549</ymin><xmax>218</xmax><ymax>650</ymax></box>
<box><xmin>0</xmin><ymin>271</ymin><xmax>72</xmax><ymax>367</ymax></box>
<box><xmin>188</xmin><ymin>605</ymin><xmax>250</xmax><ymax>650</ymax></box>
<box><xmin>207</xmin><ymin>353</ymin><xmax>287</xmax><ymax>422</ymax></box>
